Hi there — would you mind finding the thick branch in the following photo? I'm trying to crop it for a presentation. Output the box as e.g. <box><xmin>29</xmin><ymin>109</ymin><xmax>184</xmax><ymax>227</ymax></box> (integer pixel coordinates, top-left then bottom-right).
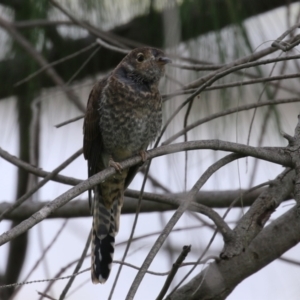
<box><xmin>166</xmin><ymin>205</ymin><xmax>300</xmax><ymax>300</ymax></box>
<box><xmin>2</xmin><ymin>186</ymin><xmax>289</xmax><ymax>220</ymax></box>
<box><xmin>0</xmin><ymin>140</ymin><xmax>292</xmax><ymax>189</ymax></box>
<box><xmin>126</xmin><ymin>154</ymin><xmax>240</xmax><ymax>299</ymax></box>
<box><xmin>221</xmin><ymin>169</ymin><xmax>295</xmax><ymax>258</ymax></box>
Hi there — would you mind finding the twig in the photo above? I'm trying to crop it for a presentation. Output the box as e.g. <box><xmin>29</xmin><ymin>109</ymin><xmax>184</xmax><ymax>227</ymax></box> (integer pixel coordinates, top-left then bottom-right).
<box><xmin>116</xmin><ymin>225</ymin><xmax>204</xmax><ymax>248</ymax></box>
<box><xmin>59</xmin><ymin>230</ymin><xmax>92</xmax><ymax>300</ymax></box>
<box><xmin>169</xmin><ymin>180</ymin><xmax>275</xmax><ymax>295</ymax></box>
<box><xmin>38</xmin><ymin>260</ymin><xmax>84</xmax><ymax>300</ymax></box>
<box><xmin>170</xmin><ymin>63</ymin><xmax>224</xmax><ymax>71</ymax></box>
<box><xmin>163</xmin><ymin>74</ymin><xmax>300</xmax><ymax>100</ymax></box>
<box><xmin>54</xmin><ymin>115</ymin><xmax>84</xmax><ymax>128</ymax></box>
<box><xmin>95</xmin><ymin>38</ymin><xmax>129</xmax><ymax>54</ymax></box>
<box><xmin>156</xmin><ymin>42</ymin><xmax>290</xmax><ymax>151</ymax></box>
<box><xmin>0</xmin><ymin>139</ymin><xmax>292</xmax><ymax>192</ymax></box>
<box><xmin>140</xmin><ymin>169</ymin><xmax>172</xmax><ymax>193</ymax></box>
<box><xmin>280</xmin><ymin>257</ymin><xmax>300</xmax><ymax>266</ymax></box>
<box><xmin>66</xmin><ymin>46</ymin><xmax>101</xmax><ymax>85</ymax></box>
<box><xmin>186</xmin><ymin>34</ymin><xmax>300</xmax><ymax>90</ymax></box>
<box><xmin>0</xmin><ymin>256</ymin><xmax>216</xmax><ymax>292</ymax></box>
<box><xmin>37</xmin><ymin>292</ymin><xmax>57</xmax><ymax>300</ymax></box>
<box><xmin>13</xmin><ymin>19</ymin><xmax>74</xmax><ymax>29</ymax></box>
<box><xmin>156</xmin><ymin>245</ymin><xmax>191</xmax><ymax>300</ymax></box>
<box><xmin>63</xmin><ymin>278</ymin><xmax>89</xmax><ymax>298</ymax></box>
<box><xmin>0</xmin><ymin>16</ymin><xmax>85</xmax><ymax>112</ymax></box>
<box><xmin>246</xmin><ymin>51</ymin><xmax>283</xmax><ymax>150</ymax></box>
<box><xmin>125</xmin><ymin>153</ymin><xmax>240</xmax><ymax>299</ymax></box>
<box><xmin>49</xmin><ymin>0</ymin><xmax>127</xmax><ymax>48</ymax></box>
<box><xmin>0</xmin><ymin>268</ymin><xmax>89</xmax><ymax>289</ymax></box>
<box><xmin>0</xmin><ymin>147</ymin><xmax>82</xmax><ymax>186</ymax></box>
<box><xmin>0</xmin><ymin>140</ymin><xmax>293</xmax><ymax>247</ymax></box>
<box><xmin>174</xmin><ymin>53</ymin><xmax>300</xmax><ymax>73</ymax></box>
<box><xmin>202</xmin><ymin>72</ymin><xmax>300</xmax><ymax>91</ymax></box>
<box><xmin>0</xmin><ymin>187</ymin><xmax>276</xmax><ymax>220</ymax></box>
<box><xmin>0</xmin><ymin>138</ymin><xmax>293</xmax><ymax>198</ymax></box>
<box><xmin>165</xmin><ymin>73</ymin><xmax>185</xmax><ymax>88</ymax></box>
<box><xmin>272</xmin><ymin>35</ymin><xmax>300</xmax><ymax>51</ymax></box>
<box><xmin>158</xmin><ymin>32</ymin><xmax>297</xmax><ymax>144</ymax></box>
<box><xmin>0</xmin><ymin>149</ymin><xmax>82</xmax><ymax>222</ymax></box>
<box><xmin>14</xmin><ymin>42</ymin><xmax>98</xmax><ymax>87</ymax></box>
<box><xmin>12</xmin><ymin>220</ymin><xmax>69</xmax><ymax>298</ymax></box>
<box><xmin>247</xmin><ymin>56</ymin><xmax>287</xmax><ymax>187</ymax></box>
<box><xmin>162</xmin><ymin>97</ymin><xmax>300</xmax><ymax>145</ymax></box>
<box><xmin>272</xmin><ymin>21</ymin><xmax>300</xmax><ymax>45</ymax></box>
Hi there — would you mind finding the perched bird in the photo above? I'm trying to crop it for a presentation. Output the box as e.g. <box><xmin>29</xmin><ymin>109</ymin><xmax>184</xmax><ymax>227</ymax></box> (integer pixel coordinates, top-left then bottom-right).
<box><xmin>83</xmin><ymin>47</ymin><xmax>171</xmax><ymax>284</ymax></box>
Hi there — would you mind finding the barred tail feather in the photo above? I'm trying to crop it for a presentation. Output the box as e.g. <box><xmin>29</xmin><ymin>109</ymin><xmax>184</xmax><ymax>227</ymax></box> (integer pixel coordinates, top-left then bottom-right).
<box><xmin>92</xmin><ymin>230</ymin><xmax>115</xmax><ymax>283</ymax></box>
<box><xmin>91</xmin><ymin>187</ymin><xmax>122</xmax><ymax>284</ymax></box>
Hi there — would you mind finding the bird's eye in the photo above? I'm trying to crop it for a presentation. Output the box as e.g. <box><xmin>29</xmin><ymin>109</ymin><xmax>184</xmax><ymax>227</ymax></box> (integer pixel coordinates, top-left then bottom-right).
<box><xmin>136</xmin><ymin>53</ymin><xmax>144</xmax><ymax>62</ymax></box>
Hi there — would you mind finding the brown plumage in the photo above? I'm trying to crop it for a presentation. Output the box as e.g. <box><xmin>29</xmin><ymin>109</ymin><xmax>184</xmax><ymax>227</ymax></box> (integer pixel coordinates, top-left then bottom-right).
<box><xmin>83</xmin><ymin>47</ymin><xmax>171</xmax><ymax>284</ymax></box>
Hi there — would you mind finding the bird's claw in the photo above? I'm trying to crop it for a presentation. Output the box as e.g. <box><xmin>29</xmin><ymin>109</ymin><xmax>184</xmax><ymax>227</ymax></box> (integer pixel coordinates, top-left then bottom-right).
<box><xmin>109</xmin><ymin>157</ymin><xmax>123</xmax><ymax>173</ymax></box>
<box><xmin>139</xmin><ymin>150</ymin><xmax>148</xmax><ymax>162</ymax></box>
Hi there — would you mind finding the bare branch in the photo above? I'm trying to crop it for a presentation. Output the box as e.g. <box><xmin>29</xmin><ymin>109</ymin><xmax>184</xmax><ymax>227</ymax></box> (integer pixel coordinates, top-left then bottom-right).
<box><xmin>173</xmin><ymin>53</ymin><xmax>300</xmax><ymax>72</ymax></box>
<box><xmin>0</xmin><ymin>16</ymin><xmax>85</xmax><ymax>112</ymax></box>
<box><xmin>58</xmin><ymin>230</ymin><xmax>92</xmax><ymax>300</ymax></box>
<box><xmin>186</xmin><ymin>34</ymin><xmax>300</xmax><ymax>89</ymax></box>
<box><xmin>96</xmin><ymin>38</ymin><xmax>130</xmax><ymax>54</ymax></box>
<box><xmin>163</xmin><ymin>98</ymin><xmax>300</xmax><ymax>145</ymax></box>
<box><xmin>0</xmin><ymin>149</ymin><xmax>82</xmax><ymax>222</ymax></box>
<box><xmin>49</xmin><ymin>0</ymin><xmax>130</xmax><ymax>49</ymax></box>
<box><xmin>37</xmin><ymin>292</ymin><xmax>57</xmax><ymax>300</ymax></box>
<box><xmin>126</xmin><ymin>153</ymin><xmax>240</xmax><ymax>299</ymax></box>
<box><xmin>0</xmin><ymin>139</ymin><xmax>292</xmax><ymax>247</ymax></box>
<box><xmin>0</xmin><ymin>139</ymin><xmax>292</xmax><ymax>188</ymax></box>
<box><xmin>12</xmin><ymin>220</ymin><xmax>69</xmax><ymax>298</ymax></box>
<box><xmin>14</xmin><ymin>42</ymin><xmax>98</xmax><ymax>87</ymax></box>
<box><xmin>54</xmin><ymin>115</ymin><xmax>84</xmax><ymax>128</ymax></box>
<box><xmin>221</xmin><ymin>168</ymin><xmax>295</xmax><ymax>258</ymax></box>
<box><xmin>1</xmin><ymin>187</ymin><xmax>281</xmax><ymax>220</ymax></box>
<box><xmin>13</xmin><ymin>20</ymin><xmax>74</xmax><ymax>29</ymax></box>
<box><xmin>167</xmin><ymin>205</ymin><xmax>300</xmax><ymax>299</ymax></box>
<box><xmin>156</xmin><ymin>245</ymin><xmax>191</xmax><ymax>300</ymax></box>
<box><xmin>282</xmin><ymin>114</ymin><xmax>300</xmax><ymax>203</ymax></box>
<box><xmin>0</xmin><ymin>147</ymin><xmax>82</xmax><ymax>186</ymax></box>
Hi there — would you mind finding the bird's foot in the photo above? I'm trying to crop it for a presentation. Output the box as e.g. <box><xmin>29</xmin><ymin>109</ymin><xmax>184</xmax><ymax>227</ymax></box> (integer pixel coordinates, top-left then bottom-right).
<box><xmin>139</xmin><ymin>150</ymin><xmax>148</xmax><ymax>162</ymax></box>
<box><xmin>109</xmin><ymin>157</ymin><xmax>123</xmax><ymax>173</ymax></box>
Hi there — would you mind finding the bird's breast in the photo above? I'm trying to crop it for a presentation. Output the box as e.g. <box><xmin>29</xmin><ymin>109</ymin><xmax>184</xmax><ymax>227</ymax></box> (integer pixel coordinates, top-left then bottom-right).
<box><xmin>99</xmin><ymin>80</ymin><xmax>162</xmax><ymax>160</ymax></box>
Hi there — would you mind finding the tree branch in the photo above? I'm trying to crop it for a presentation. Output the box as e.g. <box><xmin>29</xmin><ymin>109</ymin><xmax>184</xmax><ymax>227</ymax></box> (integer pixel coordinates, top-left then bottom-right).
<box><xmin>0</xmin><ymin>140</ymin><xmax>292</xmax><ymax>190</ymax></box>
<box><xmin>126</xmin><ymin>154</ymin><xmax>240</xmax><ymax>299</ymax></box>
<box><xmin>221</xmin><ymin>168</ymin><xmax>295</xmax><ymax>258</ymax></box>
<box><xmin>2</xmin><ymin>186</ymin><xmax>290</xmax><ymax>220</ymax></box>
<box><xmin>166</xmin><ymin>205</ymin><xmax>300</xmax><ymax>299</ymax></box>
<box><xmin>0</xmin><ymin>16</ymin><xmax>85</xmax><ymax>112</ymax></box>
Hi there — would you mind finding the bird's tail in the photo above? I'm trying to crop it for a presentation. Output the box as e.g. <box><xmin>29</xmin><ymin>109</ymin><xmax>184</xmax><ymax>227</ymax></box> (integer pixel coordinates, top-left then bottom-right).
<box><xmin>91</xmin><ymin>187</ymin><xmax>122</xmax><ymax>284</ymax></box>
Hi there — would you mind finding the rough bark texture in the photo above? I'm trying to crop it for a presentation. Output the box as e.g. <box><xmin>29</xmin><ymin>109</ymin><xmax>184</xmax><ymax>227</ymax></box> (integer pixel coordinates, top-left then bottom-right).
<box><xmin>166</xmin><ymin>205</ymin><xmax>300</xmax><ymax>300</ymax></box>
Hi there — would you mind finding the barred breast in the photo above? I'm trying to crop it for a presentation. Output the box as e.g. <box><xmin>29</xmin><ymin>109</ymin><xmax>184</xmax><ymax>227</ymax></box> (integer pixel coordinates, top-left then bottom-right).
<box><xmin>99</xmin><ymin>75</ymin><xmax>162</xmax><ymax>160</ymax></box>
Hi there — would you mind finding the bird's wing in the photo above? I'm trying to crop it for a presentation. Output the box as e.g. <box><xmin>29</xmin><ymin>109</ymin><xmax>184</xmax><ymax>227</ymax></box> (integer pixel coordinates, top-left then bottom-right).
<box><xmin>83</xmin><ymin>78</ymin><xmax>108</xmax><ymax>208</ymax></box>
<box><xmin>83</xmin><ymin>78</ymin><xmax>108</xmax><ymax>176</ymax></box>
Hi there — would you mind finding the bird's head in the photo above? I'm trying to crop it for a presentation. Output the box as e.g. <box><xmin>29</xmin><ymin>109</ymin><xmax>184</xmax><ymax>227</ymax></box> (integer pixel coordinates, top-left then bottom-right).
<box><xmin>118</xmin><ymin>47</ymin><xmax>172</xmax><ymax>85</ymax></box>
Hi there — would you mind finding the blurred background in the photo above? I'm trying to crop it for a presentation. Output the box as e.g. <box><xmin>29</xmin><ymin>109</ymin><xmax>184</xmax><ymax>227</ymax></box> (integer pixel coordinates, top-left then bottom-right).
<box><xmin>0</xmin><ymin>0</ymin><xmax>300</xmax><ymax>299</ymax></box>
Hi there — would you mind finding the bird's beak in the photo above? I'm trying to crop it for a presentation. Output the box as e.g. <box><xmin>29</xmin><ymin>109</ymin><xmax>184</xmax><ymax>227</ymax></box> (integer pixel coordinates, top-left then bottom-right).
<box><xmin>156</xmin><ymin>56</ymin><xmax>172</xmax><ymax>65</ymax></box>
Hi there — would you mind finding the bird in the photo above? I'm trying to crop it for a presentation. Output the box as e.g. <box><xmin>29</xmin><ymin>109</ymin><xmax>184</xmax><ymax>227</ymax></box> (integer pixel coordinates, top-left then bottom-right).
<box><xmin>83</xmin><ymin>47</ymin><xmax>171</xmax><ymax>284</ymax></box>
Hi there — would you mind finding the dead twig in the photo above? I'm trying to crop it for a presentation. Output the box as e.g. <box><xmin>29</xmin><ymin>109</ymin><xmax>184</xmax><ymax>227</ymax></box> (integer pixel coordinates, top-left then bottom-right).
<box><xmin>156</xmin><ymin>245</ymin><xmax>191</xmax><ymax>300</ymax></box>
